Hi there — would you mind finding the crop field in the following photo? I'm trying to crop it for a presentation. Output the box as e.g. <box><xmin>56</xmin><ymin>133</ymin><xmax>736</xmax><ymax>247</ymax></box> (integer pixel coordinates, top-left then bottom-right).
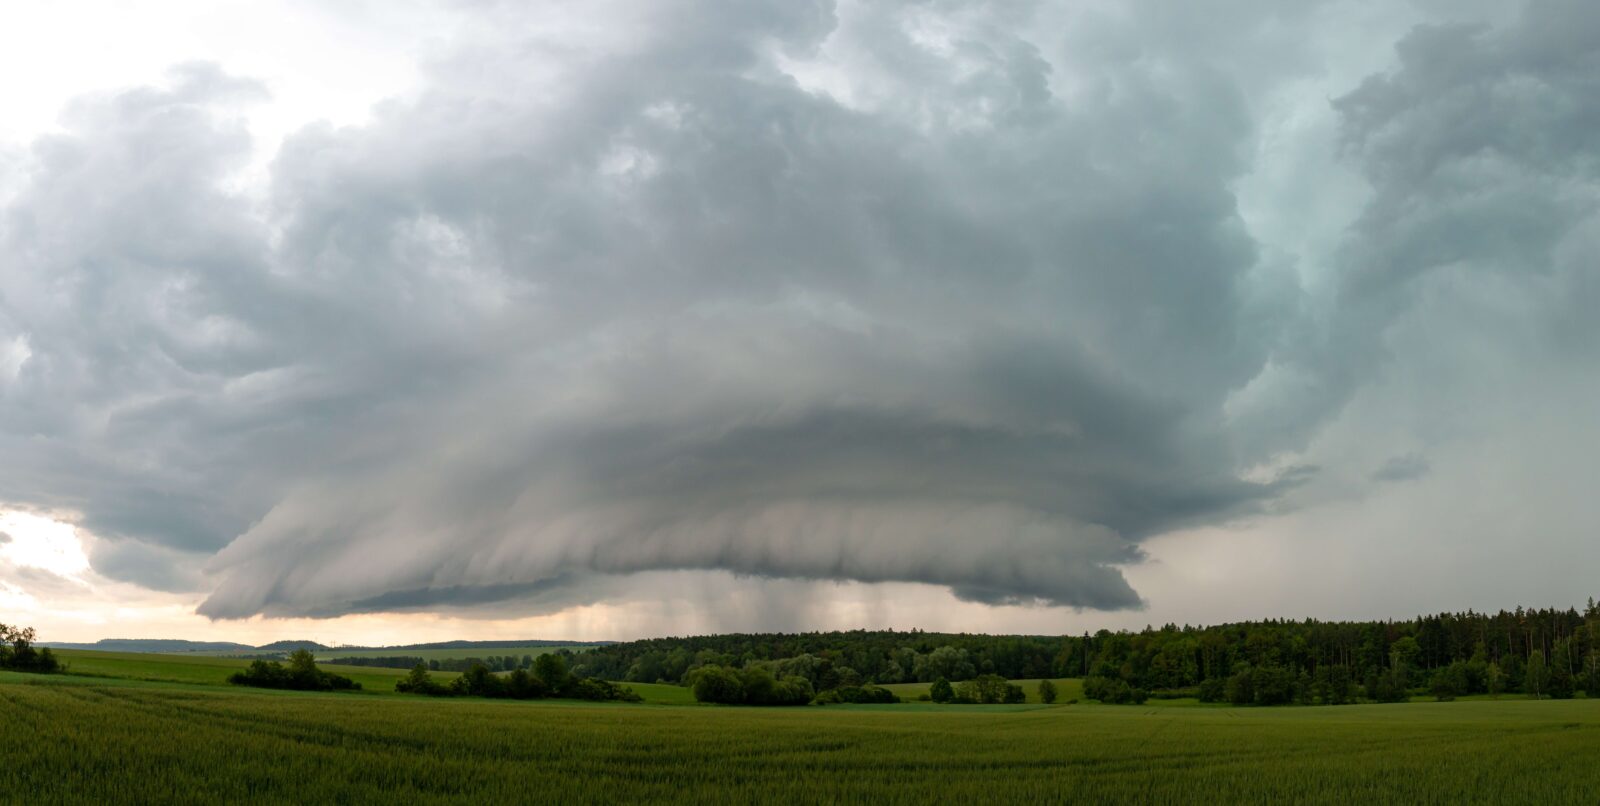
<box><xmin>51</xmin><ymin>649</ymin><xmax>456</xmax><ymax>693</ymax></box>
<box><xmin>48</xmin><ymin>650</ymin><xmax>710</xmax><ymax>704</ymax></box>
<box><xmin>4</xmin><ymin>664</ymin><xmax>1600</xmax><ymax>804</ymax></box>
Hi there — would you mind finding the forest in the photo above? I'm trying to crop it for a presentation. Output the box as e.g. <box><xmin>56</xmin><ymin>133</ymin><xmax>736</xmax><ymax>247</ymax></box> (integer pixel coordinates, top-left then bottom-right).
<box><xmin>574</xmin><ymin>600</ymin><xmax>1600</xmax><ymax>704</ymax></box>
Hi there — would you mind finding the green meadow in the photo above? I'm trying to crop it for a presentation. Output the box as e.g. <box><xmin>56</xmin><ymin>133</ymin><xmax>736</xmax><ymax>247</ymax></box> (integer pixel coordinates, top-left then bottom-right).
<box><xmin>50</xmin><ymin>649</ymin><xmax>447</xmax><ymax>694</ymax></box>
<box><xmin>4</xmin><ymin>651</ymin><xmax>1600</xmax><ymax>803</ymax></box>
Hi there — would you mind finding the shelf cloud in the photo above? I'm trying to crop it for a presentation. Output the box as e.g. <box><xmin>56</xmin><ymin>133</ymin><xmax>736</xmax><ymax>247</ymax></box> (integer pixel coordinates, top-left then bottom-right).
<box><xmin>2</xmin><ymin>0</ymin><xmax>1597</xmax><ymax>625</ymax></box>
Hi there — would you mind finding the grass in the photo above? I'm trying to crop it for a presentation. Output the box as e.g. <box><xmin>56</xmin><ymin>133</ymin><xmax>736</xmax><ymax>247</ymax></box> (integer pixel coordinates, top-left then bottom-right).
<box><xmin>4</xmin><ymin>667</ymin><xmax>1600</xmax><ymax>803</ymax></box>
<box><xmin>52</xmin><ymin>649</ymin><xmax>456</xmax><ymax>694</ymax></box>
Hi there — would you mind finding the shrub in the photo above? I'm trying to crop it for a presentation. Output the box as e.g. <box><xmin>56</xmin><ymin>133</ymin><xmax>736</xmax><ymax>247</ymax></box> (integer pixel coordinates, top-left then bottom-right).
<box><xmin>534</xmin><ymin>653</ymin><xmax>572</xmax><ymax>692</ymax></box>
<box><xmin>689</xmin><ymin>665</ymin><xmax>747</xmax><ymax>704</ymax></box>
<box><xmin>395</xmin><ymin>661</ymin><xmax>635</xmax><ymax>701</ymax></box>
<box><xmin>1429</xmin><ymin>663</ymin><xmax>1470</xmax><ymax>701</ymax></box>
<box><xmin>0</xmin><ymin>623</ymin><xmax>62</xmax><ymax>674</ymax></box>
<box><xmin>1038</xmin><ymin>679</ymin><xmax>1058</xmax><ymax>704</ymax></box>
<box><xmin>969</xmin><ymin>674</ymin><xmax>1021</xmax><ymax>704</ymax></box>
<box><xmin>395</xmin><ymin>663</ymin><xmax>450</xmax><ymax>696</ymax></box>
<box><xmin>451</xmin><ymin>663</ymin><xmax>505</xmax><ymax>697</ymax></box>
<box><xmin>929</xmin><ymin>677</ymin><xmax>954</xmax><ymax>703</ymax></box>
<box><xmin>229</xmin><ymin>651</ymin><xmax>361</xmax><ymax>692</ymax></box>
<box><xmin>1365</xmin><ymin>668</ymin><xmax>1409</xmax><ymax>703</ymax></box>
<box><xmin>571</xmin><ymin>678</ymin><xmax>643</xmax><ymax>702</ymax></box>
<box><xmin>1251</xmin><ymin>664</ymin><xmax>1294</xmax><ymax>706</ymax></box>
<box><xmin>505</xmin><ymin>668</ymin><xmax>551</xmax><ymax>699</ymax></box>
<box><xmin>1085</xmin><ymin>676</ymin><xmax>1133</xmax><ymax>704</ymax></box>
<box><xmin>686</xmin><ymin>665</ymin><xmax>811</xmax><ymax>705</ymax></box>
<box><xmin>814</xmin><ymin>685</ymin><xmax>899</xmax><ymax>705</ymax></box>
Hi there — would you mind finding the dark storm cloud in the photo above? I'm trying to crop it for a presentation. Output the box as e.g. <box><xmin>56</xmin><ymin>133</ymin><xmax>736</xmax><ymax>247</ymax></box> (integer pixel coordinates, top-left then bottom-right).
<box><xmin>4</xmin><ymin>0</ymin><xmax>1590</xmax><ymax>621</ymax></box>
<box><xmin>191</xmin><ymin>0</ymin><xmax>1293</xmax><ymax>618</ymax></box>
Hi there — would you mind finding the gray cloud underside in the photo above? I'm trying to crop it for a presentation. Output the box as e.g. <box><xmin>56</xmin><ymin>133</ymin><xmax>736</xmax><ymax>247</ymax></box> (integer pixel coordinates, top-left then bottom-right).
<box><xmin>1</xmin><ymin>0</ymin><xmax>1595</xmax><ymax>620</ymax></box>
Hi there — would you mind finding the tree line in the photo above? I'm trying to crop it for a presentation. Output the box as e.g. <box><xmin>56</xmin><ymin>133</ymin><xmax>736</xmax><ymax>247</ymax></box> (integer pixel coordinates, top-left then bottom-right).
<box><xmin>1079</xmin><ymin>600</ymin><xmax>1600</xmax><ymax>705</ymax></box>
<box><xmin>576</xmin><ymin>631</ymin><xmax>1063</xmax><ymax>687</ymax></box>
<box><xmin>573</xmin><ymin>599</ymin><xmax>1600</xmax><ymax>705</ymax></box>
<box><xmin>395</xmin><ymin>652</ymin><xmax>639</xmax><ymax>702</ymax></box>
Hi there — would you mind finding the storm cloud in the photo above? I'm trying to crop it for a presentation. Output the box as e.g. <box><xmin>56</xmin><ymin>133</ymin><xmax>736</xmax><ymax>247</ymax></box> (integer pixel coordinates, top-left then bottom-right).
<box><xmin>1</xmin><ymin>0</ymin><xmax>1596</xmax><ymax>623</ymax></box>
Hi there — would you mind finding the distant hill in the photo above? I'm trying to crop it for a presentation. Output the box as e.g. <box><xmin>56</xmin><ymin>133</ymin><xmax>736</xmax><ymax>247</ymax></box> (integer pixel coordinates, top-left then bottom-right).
<box><xmin>255</xmin><ymin>640</ymin><xmax>331</xmax><ymax>652</ymax></box>
<box><xmin>375</xmin><ymin>639</ymin><xmax>613</xmax><ymax>651</ymax></box>
<box><xmin>40</xmin><ymin>637</ymin><xmax>611</xmax><ymax>654</ymax></box>
<box><xmin>40</xmin><ymin>638</ymin><xmax>256</xmax><ymax>653</ymax></box>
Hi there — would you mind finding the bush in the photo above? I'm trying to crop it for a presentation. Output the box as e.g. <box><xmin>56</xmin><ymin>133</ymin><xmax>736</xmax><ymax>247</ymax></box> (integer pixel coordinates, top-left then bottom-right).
<box><xmin>686</xmin><ymin>665</ymin><xmax>813</xmax><ymax>706</ymax></box>
<box><xmin>571</xmin><ymin>678</ymin><xmax>643</xmax><ymax>702</ymax></box>
<box><xmin>1225</xmin><ymin>666</ymin><xmax>1254</xmax><ymax>705</ymax></box>
<box><xmin>754</xmin><ymin>673</ymin><xmax>814</xmax><ymax>706</ymax></box>
<box><xmin>0</xmin><ymin>623</ymin><xmax>61</xmax><ymax>674</ymax></box>
<box><xmin>450</xmin><ymin>663</ymin><xmax>505</xmax><ymax>697</ymax></box>
<box><xmin>929</xmin><ymin>677</ymin><xmax>954</xmax><ymax>703</ymax></box>
<box><xmin>1365</xmin><ymin>668</ymin><xmax>1409</xmax><ymax>703</ymax></box>
<box><xmin>814</xmin><ymin>685</ymin><xmax>899</xmax><ymax>705</ymax></box>
<box><xmin>395</xmin><ymin>663</ymin><xmax>450</xmax><ymax>696</ymax></box>
<box><xmin>1083</xmin><ymin>676</ymin><xmax>1149</xmax><ymax>705</ymax></box>
<box><xmin>395</xmin><ymin>661</ymin><xmax>636</xmax><ymax>701</ymax></box>
<box><xmin>229</xmin><ymin>651</ymin><xmax>361</xmax><ymax>692</ymax></box>
<box><xmin>533</xmin><ymin>653</ymin><xmax>572</xmax><ymax>692</ymax></box>
<box><xmin>505</xmin><ymin>668</ymin><xmax>551</xmax><ymax>699</ymax></box>
<box><xmin>953</xmin><ymin>674</ymin><xmax>1022</xmax><ymax>704</ymax></box>
<box><xmin>1251</xmin><ymin>664</ymin><xmax>1294</xmax><ymax>706</ymax></box>
<box><xmin>1429</xmin><ymin>663</ymin><xmax>1470</xmax><ymax>701</ymax></box>
<box><xmin>1038</xmin><ymin>679</ymin><xmax>1058</xmax><ymax>704</ymax></box>
<box><xmin>688</xmin><ymin>665</ymin><xmax>747</xmax><ymax>704</ymax></box>
<box><xmin>1085</xmin><ymin>676</ymin><xmax>1131</xmax><ymax>704</ymax></box>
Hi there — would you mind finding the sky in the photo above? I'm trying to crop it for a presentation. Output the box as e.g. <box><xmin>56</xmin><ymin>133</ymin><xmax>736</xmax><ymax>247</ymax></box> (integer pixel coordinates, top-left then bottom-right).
<box><xmin>2</xmin><ymin>0</ymin><xmax>1597</xmax><ymax>646</ymax></box>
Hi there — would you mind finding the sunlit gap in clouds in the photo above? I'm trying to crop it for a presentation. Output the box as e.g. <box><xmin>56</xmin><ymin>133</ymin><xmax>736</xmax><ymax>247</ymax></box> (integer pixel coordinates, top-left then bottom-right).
<box><xmin>0</xmin><ymin>509</ymin><xmax>90</xmax><ymax>580</ymax></box>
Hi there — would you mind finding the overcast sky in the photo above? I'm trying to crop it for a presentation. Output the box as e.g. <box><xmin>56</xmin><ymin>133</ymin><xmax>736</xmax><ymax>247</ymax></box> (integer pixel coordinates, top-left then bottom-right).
<box><xmin>2</xmin><ymin>0</ymin><xmax>1597</xmax><ymax>645</ymax></box>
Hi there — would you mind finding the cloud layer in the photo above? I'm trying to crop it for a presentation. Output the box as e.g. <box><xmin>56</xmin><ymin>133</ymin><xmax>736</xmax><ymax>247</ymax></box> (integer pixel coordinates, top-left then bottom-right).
<box><xmin>2</xmin><ymin>0</ymin><xmax>1596</xmax><ymax>623</ymax></box>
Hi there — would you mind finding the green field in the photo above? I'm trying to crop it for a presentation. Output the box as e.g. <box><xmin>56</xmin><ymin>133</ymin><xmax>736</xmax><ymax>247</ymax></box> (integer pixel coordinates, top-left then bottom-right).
<box><xmin>53</xmin><ymin>649</ymin><xmax>455</xmax><ymax>694</ymax></box>
<box><xmin>6</xmin><ymin>652</ymin><xmax>1600</xmax><ymax>803</ymax></box>
<box><xmin>49</xmin><ymin>649</ymin><xmax>709</xmax><ymax>704</ymax></box>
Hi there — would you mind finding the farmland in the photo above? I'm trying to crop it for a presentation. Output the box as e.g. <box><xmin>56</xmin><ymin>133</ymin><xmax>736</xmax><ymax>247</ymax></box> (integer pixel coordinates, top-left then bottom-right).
<box><xmin>50</xmin><ymin>649</ymin><xmax>449</xmax><ymax>694</ymax></box>
<box><xmin>4</xmin><ymin>655</ymin><xmax>1600</xmax><ymax>803</ymax></box>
